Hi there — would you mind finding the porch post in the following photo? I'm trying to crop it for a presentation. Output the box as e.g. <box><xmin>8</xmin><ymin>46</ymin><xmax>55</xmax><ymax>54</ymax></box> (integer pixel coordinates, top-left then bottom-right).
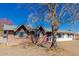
<box><xmin>3</xmin><ymin>30</ymin><xmax>8</xmax><ymax>45</ymax></box>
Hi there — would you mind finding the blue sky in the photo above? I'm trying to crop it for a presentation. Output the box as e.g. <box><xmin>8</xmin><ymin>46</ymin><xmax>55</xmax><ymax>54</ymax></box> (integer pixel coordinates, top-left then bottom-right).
<box><xmin>0</xmin><ymin>3</ymin><xmax>29</xmax><ymax>25</ymax></box>
<box><xmin>0</xmin><ymin>3</ymin><xmax>52</xmax><ymax>28</ymax></box>
<box><xmin>0</xmin><ymin>3</ymin><xmax>79</xmax><ymax>32</ymax></box>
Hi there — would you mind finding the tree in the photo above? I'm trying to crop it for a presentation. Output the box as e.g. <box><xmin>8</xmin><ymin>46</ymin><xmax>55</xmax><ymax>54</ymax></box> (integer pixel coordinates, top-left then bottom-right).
<box><xmin>43</xmin><ymin>3</ymin><xmax>79</xmax><ymax>48</ymax></box>
<box><xmin>17</xmin><ymin>3</ymin><xmax>79</xmax><ymax>48</ymax></box>
<box><xmin>28</xmin><ymin>3</ymin><xmax>79</xmax><ymax>48</ymax></box>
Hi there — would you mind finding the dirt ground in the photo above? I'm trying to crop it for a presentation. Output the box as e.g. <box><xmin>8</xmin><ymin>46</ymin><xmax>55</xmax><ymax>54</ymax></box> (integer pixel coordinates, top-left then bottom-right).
<box><xmin>0</xmin><ymin>40</ymin><xmax>79</xmax><ymax>56</ymax></box>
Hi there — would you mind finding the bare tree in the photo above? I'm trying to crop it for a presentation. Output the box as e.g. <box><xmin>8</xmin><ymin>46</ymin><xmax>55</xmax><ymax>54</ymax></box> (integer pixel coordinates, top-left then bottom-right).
<box><xmin>44</xmin><ymin>3</ymin><xmax>79</xmax><ymax>48</ymax></box>
<box><xmin>17</xmin><ymin>3</ymin><xmax>79</xmax><ymax>48</ymax></box>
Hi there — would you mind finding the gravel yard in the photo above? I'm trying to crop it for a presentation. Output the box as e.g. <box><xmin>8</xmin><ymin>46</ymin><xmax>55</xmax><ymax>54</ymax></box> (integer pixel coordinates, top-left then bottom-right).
<box><xmin>0</xmin><ymin>40</ymin><xmax>79</xmax><ymax>56</ymax></box>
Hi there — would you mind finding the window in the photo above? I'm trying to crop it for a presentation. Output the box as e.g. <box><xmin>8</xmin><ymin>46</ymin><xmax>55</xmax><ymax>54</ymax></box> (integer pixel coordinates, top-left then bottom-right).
<box><xmin>14</xmin><ymin>32</ymin><xmax>17</xmax><ymax>35</ymax></box>
<box><xmin>57</xmin><ymin>33</ymin><xmax>62</xmax><ymax>38</ymax></box>
<box><xmin>3</xmin><ymin>30</ymin><xmax>8</xmax><ymax>38</ymax></box>
<box><xmin>19</xmin><ymin>32</ymin><xmax>24</xmax><ymax>37</ymax></box>
<box><xmin>4</xmin><ymin>31</ymin><xmax>7</xmax><ymax>34</ymax></box>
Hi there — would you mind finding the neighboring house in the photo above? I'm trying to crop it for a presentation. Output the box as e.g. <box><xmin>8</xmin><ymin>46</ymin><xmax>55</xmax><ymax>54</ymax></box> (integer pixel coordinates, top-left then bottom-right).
<box><xmin>32</xmin><ymin>26</ymin><xmax>76</xmax><ymax>42</ymax></box>
<box><xmin>43</xmin><ymin>29</ymin><xmax>79</xmax><ymax>42</ymax></box>
<box><xmin>3</xmin><ymin>24</ymin><xmax>16</xmax><ymax>37</ymax></box>
<box><xmin>14</xmin><ymin>25</ymin><xmax>29</xmax><ymax>38</ymax></box>
<box><xmin>3</xmin><ymin>24</ymin><xmax>15</xmax><ymax>44</ymax></box>
<box><xmin>3</xmin><ymin>24</ymin><xmax>30</xmax><ymax>38</ymax></box>
<box><xmin>0</xmin><ymin>18</ymin><xmax>13</xmax><ymax>37</ymax></box>
<box><xmin>3</xmin><ymin>24</ymin><xmax>31</xmax><ymax>45</ymax></box>
<box><xmin>2</xmin><ymin>24</ymin><xmax>79</xmax><ymax>45</ymax></box>
<box><xmin>56</xmin><ymin>31</ymin><xmax>75</xmax><ymax>41</ymax></box>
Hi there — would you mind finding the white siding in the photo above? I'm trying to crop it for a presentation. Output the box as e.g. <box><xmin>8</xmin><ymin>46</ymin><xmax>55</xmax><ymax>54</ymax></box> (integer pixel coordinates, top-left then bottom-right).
<box><xmin>56</xmin><ymin>38</ymin><xmax>72</xmax><ymax>41</ymax></box>
<box><xmin>57</xmin><ymin>34</ymin><xmax>73</xmax><ymax>41</ymax></box>
<box><xmin>48</xmin><ymin>34</ymin><xmax>73</xmax><ymax>42</ymax></box>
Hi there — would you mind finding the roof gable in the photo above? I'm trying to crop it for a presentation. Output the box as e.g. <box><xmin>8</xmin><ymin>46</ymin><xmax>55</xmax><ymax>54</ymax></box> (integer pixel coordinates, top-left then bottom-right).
<box><xmin>14</xmin><ymin>24</ymin><xmax>27</xmax><ymax>32</ymax></box>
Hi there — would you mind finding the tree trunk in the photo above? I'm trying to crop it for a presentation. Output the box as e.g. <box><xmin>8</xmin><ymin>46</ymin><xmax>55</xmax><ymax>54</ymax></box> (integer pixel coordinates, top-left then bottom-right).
<box><xmin>31</xmin><ymin>34</ymin><xmax>39</xmax><ymax>44</ymax></box>
<box><xmin>50</xmin><ymin>32</ymin><xmax>57</xmax><ymax>48</ymax></box>
<box><xmin>34</xmin><ymin>31</ymin><xmax>40</xmax><ymax>44</ymax></box>
<box><xmin>30</xmin><ymin>34</ymin><xmax>35</xmax><ymax>43</ymax></box>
